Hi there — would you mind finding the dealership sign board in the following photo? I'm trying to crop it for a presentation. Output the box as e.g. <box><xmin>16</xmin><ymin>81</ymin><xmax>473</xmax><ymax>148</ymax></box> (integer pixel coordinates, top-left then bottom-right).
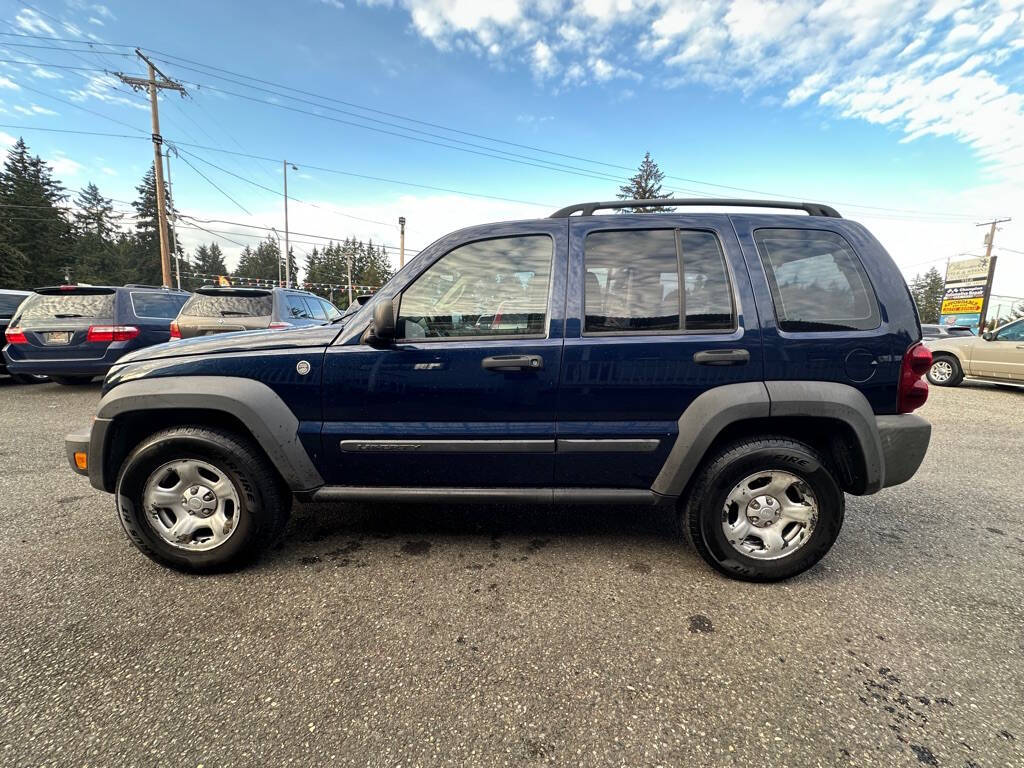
<box><xmin>939</xmin><ymin>256</ymin><xmax>991</xmax><ymax>330</ymax></box>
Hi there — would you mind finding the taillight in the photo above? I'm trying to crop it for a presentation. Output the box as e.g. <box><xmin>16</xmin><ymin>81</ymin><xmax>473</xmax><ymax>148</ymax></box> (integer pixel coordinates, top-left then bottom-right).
<box><xmin>268</xmin><ymin>321</ymin><xmax>292</xmax><ymax>330</ymax></box>
<box><xmin>898</xmin><ymin>342</ymin><xmax>931</xmax><ymax>413</ymax></box>
<box><xmin>86</xmin><ymin>325</ymin><xmax>140</xmax><ymax>343</ymax></box>
<box><xmin>4</xmin><ymin>326</ymin><xmax>27</xmax><ymax>344</ymax></box>
<box><xmin>169</xmin><ymin>321</ymin><xmax>181</xmax><ymax>340</ymax></box>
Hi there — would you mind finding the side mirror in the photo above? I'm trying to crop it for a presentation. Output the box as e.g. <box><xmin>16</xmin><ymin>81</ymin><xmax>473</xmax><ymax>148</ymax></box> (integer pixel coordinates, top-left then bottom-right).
<box><xmin>363</xmin><ymin>298</ymin><xmax>395</xmax><ymax>346</ymax></box>
<box><xmin>982</xmin><ymin>331</ymin><xmax>994</xmax><ymax>341</ymax></box>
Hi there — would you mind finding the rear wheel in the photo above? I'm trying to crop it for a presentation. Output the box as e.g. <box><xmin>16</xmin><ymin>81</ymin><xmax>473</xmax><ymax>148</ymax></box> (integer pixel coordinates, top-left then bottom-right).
<box><xmin>683</xmin><ymin>437</ymin><xmax>844</xmax><ymax>582</ymax></box>
<box><xmin>927</xmin><ymin>355</ymin><xmax>963</xmax><ymax>386</ymax></box>
<box><xmin>51</xmin><ymin>375</ymin><xmax>95</xmax><ymax>386</ymax></box>
<box><xmin>115</xmin><ymin>426</ymin><xmax>291</xmax><ymax>573</ymax></box>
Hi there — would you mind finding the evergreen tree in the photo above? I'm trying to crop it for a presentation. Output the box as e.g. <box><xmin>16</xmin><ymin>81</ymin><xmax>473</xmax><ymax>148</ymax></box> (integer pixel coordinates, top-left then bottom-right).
<box><xmin>0</xmin><ymin>137</ymin><xmax>71</xmax><ymax>287</ymax></box>
<box><xmin>616</xmin><ymin>152</ymin><xmax>674</xmax><ymax>213</ymax></box>
<box><xmin>235</xmin><ymin>237</ymin><xmax>296</xmax><ymax>284</ymax></box>
<box><xmin>910</xmin><ymin>267</ymin><xmax>945</xmax><ymax>323</ymax></box>
<box><xmin>128</xmin><ymin>164</ymin><xmax>178</xmax><ymax>286</ymax></box>
<box><xmin>70</xmin><ymin>182</ymin><xmax>124</xmax><ymax>285</ymax></box>
<box><xmin>192</xmin><ymin>242</ymin><xmax>228</xmax><ymax>277</ymax></box>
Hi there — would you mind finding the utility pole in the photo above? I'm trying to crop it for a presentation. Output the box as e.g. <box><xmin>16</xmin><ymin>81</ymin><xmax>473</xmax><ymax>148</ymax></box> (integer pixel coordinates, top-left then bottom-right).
<box><xmin>164</xmin><ymin>146</ymin><xmax>180</xmax><ymax>290</ymax></box>
<box><xmin>398</xmin><ymin>216</ymin><xmax>406</xmax><ymax>269</ymax></box>
<box><xmin>116</xmin><ymin>50</ymin><xmax>185</xmax><ymax>288</ymax></box>
<box><xmin>976</xmin><ymin>217</ymin><xmax>1011</xmax><ymax>333</ymax></box>
<box><xmin>283</xmin><ymin>161</ymin><xmax>297</xmax><ymax>288</ymax></box>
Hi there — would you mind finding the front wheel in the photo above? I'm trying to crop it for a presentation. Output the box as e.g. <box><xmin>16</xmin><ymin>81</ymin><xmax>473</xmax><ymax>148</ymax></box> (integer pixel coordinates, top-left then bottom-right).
<box><xmin>927</xmin><ymin>355</ymin><xmax>963</xmax><ymax>387</ymax></box>
<box><xmin>115</xmin><ymin>426</ymin><xmax>291</xmax><ymax>572</ymax></box>
<box><xmin>683</xmin><ymin>437</ymin><xmax>844</xmax><ymax>582</ymax></box>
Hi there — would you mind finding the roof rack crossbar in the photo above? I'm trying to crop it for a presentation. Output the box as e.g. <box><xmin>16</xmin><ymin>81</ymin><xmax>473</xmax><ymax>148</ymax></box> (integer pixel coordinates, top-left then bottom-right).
<box><xmin>549</xmin><ymin>198</ymin><xmax>841</xmax><ymax>218</ymax></box>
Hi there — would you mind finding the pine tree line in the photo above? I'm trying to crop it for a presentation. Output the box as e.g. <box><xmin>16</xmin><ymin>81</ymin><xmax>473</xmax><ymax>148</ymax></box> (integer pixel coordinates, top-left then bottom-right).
<box><xmin>0</xmin><ymin>137</ymin><xmax>394</xmax><ymax>297</ymax></box>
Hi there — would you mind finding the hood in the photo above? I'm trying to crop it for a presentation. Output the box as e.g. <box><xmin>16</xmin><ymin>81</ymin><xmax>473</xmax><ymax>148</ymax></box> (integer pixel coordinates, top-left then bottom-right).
<box><xmin>117</xmin><ymin>324</ymin><xmax>343</xmax><ymax>365</ymax></box>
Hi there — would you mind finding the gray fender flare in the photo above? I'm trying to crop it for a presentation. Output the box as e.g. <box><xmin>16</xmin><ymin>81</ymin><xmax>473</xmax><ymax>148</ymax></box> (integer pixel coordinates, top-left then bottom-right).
<box><xmin>651</xmin><ymin>380</ymin><xmax>885</xmax><ymax>497</ymax></box>
<box><xmin>95</xmin><ymin>376</ymin><xmax>324</xmax><ymax>492</ymax></box>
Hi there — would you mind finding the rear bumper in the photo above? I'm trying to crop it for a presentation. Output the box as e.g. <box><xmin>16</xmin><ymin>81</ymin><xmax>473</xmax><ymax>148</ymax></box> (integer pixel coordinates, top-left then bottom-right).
<box><xmin>6</xmin><ymin>356</ymin><xmax>112</xmax><ymax>377</ymax></box>
<box><xmin>877</xmin><ymin>414</ymin><xmax>931</xmax><ymax>489</ymax></box>
<box><xmin>64</xmin><ymin>418</ymin><xmax>113</xmax><ymax>491</ymax></box>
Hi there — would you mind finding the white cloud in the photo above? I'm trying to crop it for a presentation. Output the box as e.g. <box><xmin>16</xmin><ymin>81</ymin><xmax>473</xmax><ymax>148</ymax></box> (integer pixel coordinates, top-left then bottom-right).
<box><xmin>14</xmin><ymin>104</ymin><xmax>59</xmax><ymax>116</ymax></box>
<box><xmin>31</xmin><ymin>67</ymin><xmax>62</xmax><ymax>80</ymax></box>
<box><xmin>101</xmin><ymin>166</ymin><xmax>117</xmax><ymax>176</ymax></box>
<box><xmin>14</xmin><ymin>9</ymin><xmax>56</xmax><ymax>35</ymax></box>
<box><xmin>319</xmin><ymin>0</ymin><xmax>345</xmax><ymax>7</ymax></box>
<box><xmin>530</xmin><ymin>39</ymin><xmax>557</xmax><ymax>77</ymax></box>
<box><xmin>51</xmin><ymin>154</ymin><xmax>83</xmax><ymax>177</ymax></box>
<box><xmin>88</xmin><ymin>16</ymin><xmax>104</xmax><ymax>26</ymax></box>
<box><xmin>357</xmin><ymin>1</ymin><xmax>1024</xmax><ymax>180</ymax></box>
<box><xmin>0</xmin><ymin>76</ymin><xmax>20</xmax><ymax>91</ymax></box>
<box><xmin>0</xmin><ymin>131</ymin><xmax>16</xmax><ymax>148</ymax></box>
<box><xmin>61</xmin><ymin>74</ymin><xmax>148</xmax><ymax>111</ymax></box>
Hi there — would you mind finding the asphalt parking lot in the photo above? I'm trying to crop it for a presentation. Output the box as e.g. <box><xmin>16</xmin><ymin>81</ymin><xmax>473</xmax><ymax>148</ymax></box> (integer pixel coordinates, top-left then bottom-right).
<box><xmin>1</xmin><ymin>379</ymin><xmax>1022</xmax><ymax>768</ymax></box>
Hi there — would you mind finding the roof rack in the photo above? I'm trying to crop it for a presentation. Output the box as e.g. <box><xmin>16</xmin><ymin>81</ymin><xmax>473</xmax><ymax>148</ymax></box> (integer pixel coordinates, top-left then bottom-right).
<box><xmin>550</xmin><ymin>198</ymin><xmax>842</xmax><ymax>218</ymax></box>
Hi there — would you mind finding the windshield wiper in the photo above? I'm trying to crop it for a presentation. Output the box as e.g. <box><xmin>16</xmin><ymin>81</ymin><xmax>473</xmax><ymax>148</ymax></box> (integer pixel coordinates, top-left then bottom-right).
<box><xmin>54</xmin><ymin>313</ymin><xmax>84</xmax><ymax>318</ymax></box>
<box><xmin>218</xmin><ymin>310</ymin><xmax>250</xmax><ymax>316</ymax></box>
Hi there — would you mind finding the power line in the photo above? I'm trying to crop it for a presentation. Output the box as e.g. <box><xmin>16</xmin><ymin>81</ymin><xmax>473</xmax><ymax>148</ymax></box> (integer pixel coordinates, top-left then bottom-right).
<box><xmin>177</xmin><ymin>213</ymin><xmax>419</xmax><ymax>252</ymax></box>
<box><xmin>173</xmin><ymin>150</ymin><xmax>252</xmax><ymax>215</ymax></box>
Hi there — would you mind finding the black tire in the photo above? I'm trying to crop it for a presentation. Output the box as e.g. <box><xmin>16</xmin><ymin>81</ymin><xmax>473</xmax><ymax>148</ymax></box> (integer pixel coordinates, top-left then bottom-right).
<box><xmin>51</xmin><ymin>375</ymin><xmax>95</xmax><ymax>386</ymax></box>
<box><xmin>10</xmin><ymin>373</ymin><xmax>48</xmax><ymax>384</ymax></box>
<box><xmin>683</xmin><ymin>437</ymin><xmax>845</xmax><ymax>582</ymax></box>
<box><xmin>926</xmin><ymin>355</ymin><xmax>963</xmax><ymax>387</ymax></box>
<box><xmin>115</xmin><ymin>426</ymin><xmax>291</xmax><ymax>573</ymax></box>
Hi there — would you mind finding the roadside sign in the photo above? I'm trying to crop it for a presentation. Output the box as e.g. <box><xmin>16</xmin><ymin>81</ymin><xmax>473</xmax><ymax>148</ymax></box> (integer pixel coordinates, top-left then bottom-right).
<box><xmin>939</xmin><ymin>256</ymin><xmax>992</xmax><ymax>332</ymax></box>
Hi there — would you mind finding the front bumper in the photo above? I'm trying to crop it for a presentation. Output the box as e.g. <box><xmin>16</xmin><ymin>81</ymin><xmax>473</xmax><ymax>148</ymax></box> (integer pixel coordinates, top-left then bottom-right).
<box><xmin>877</xmin><ymin>414</ymin><xmax>931</xmax><ymax>488</ymax></box>
<box><xmin>64</xmin><ymin>418</ymin><xmax>113</xmax><ymax>491</ymax></box>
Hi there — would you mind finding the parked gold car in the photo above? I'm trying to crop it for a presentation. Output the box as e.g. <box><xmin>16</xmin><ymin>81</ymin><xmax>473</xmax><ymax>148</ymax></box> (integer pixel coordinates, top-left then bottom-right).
<box><xmin>925</xmin><ymin>318</ymin><xmax>1024</xmax><ymax>386</ymax></box>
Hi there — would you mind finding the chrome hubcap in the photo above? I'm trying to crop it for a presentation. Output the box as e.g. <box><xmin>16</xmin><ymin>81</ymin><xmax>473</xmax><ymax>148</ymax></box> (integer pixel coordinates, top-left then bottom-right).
<box><xmin>722</xmin><ymin>470</ymin><xmax>818</xmax><ymax>560</ymax></box>
<box><xmin>930</xmin><ymin>360</ymin><xmax>952</xmax><ymax>382</ymax></box>
<box><xmin>142</xmin><ymin>459</ymin><xmax>241</xmax><ymax>551</ymax></box>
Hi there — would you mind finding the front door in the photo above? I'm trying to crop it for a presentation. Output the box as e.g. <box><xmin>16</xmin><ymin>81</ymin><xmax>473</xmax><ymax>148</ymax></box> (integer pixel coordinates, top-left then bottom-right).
<box><xmin>973</xmin><ymin>319</ymin><xmax>1024</xmax><ymax>380</ymax></box>
<box><xmin>320</xmin><ymin>221</ymin><xmax>567</xmax><ymax>487</ymax></box>
<box><xmin>555</xmin><ymin>216</ymin><xmax>763</xmax><ymax>488</ymax></box>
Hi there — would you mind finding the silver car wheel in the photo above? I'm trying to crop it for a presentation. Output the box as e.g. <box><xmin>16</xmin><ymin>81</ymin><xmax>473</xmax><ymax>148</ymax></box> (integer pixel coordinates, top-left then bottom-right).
<box><xmin>142</xmin><ymin>459</ymin><xmax>241</xmax><ymax>552</ymax></box>
<box><xmin>722</xmin><ymin>470</ymin><xmax>818</xmax><ymax>560</ymax></box>
<box><xmin>930</xmin><ymin>359</ymin><xmax>953</xmax><ymax>383</ymax></box>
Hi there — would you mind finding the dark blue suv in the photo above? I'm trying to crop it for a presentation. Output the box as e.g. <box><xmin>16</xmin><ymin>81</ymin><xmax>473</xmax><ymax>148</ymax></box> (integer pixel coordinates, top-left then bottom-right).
<box><xmin>4</xmin><ymin>284</ymin><xmax>189</xmax><ymax>385</ymax></box>
<box><xmin>64</xmin><ymin>200</ymin><xmax>933</xmax><ymax>581</ymax></box>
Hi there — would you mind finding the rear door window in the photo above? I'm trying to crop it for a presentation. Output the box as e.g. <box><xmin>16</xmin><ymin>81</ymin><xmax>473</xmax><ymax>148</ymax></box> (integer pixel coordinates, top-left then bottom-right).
<box><xmin>0</xmin><ymin>293</ymin><xmax>27</xmax><ymax>317</ymax></box>
<box><xmin>303</xmin><ymin>297</ymin><xmax>326</xmax><ymax>320</ymax></box>
<box><xmin>583</xmin><ymin>229</ymin><xmax>734</xmax><ymax>334</ymax></box>
<box><xmin>18</xmin><ymin>292</ymin><xmax>114</xmax><ymax>321</ymax></box>
<box><xmin>754</xmin><ymin>229</ymin><xmax>880</xmax><ymax>332</ymax></box>
<box><xmin>285</xmin><ymin>295</ymin><xmax>313</xmax><ymax>319</ymax></box>
<box><xmin>180</xmin><ymin>293</ymin><xmax>273</xmax><ymax>317</ymax></box>
<box><xmin>130</xmin><ymin>291</ymin><xmax>189</xmax><ymax>319</ymax></box>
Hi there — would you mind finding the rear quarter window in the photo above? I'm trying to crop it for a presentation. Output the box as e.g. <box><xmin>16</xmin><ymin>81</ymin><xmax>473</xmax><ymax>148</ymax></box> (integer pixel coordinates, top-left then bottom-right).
<box><xmin>18</xmin><ymin>292</ymin><xmax>115</xmax><ymax>321</ymax></box>
<box><xmin>130</xmin><ymin>291</ymin><xmax>189</xmax><ymax>319</ymax></box>
<box><xmin>754</xmin><ymin>228</ymin><xmax>880</xmax><ymax>332</ymax></box>
<box><xmin>180</xmin><ymin>294</ymin><xmax>273</xmax><ymax>318</ymax></box>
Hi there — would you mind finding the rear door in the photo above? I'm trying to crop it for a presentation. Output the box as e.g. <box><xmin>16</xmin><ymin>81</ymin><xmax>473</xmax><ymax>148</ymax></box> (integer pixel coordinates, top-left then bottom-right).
<box><xmin>555</xmin><ymin>216</ymin><xmax>763</xmax><ymax>488</ymax></box>
<box><xmin>11</xmin><ymin>288</ymin><xmax>115</xmax><ymax>362</ymax></box>
<box><xmin>731</xmin><ymin>217</ymin><xmax>895</xmax><ymax>412</ymax></box>
<box><xmin>320</xmin><ymin>221</ymin><xmax>567</xmax><ymax>488</ymax></box>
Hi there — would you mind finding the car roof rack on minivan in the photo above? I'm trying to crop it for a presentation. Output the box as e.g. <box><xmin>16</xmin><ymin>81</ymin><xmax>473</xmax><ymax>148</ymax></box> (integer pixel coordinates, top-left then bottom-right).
<box><xmin>549</xmin><ymin>198</ymin><xmax>842</xmax><ymax>218</ymax></box>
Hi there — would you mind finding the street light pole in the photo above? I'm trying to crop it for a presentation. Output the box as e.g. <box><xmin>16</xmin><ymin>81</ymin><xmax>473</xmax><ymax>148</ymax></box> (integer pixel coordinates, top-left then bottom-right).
<box><xmin>398</xmin><ymin>216</ymin><xmax>406</xmax><ymax>269</ymax></box>
<box><xmin>164</xmin><ymin>147</ymin><xmax>180</xmax><ymax>290</ymax></box>
<box><xmin>283</xmin><ymin>161</ymin><xmax>297</xmax><ymax>288</ymax></box>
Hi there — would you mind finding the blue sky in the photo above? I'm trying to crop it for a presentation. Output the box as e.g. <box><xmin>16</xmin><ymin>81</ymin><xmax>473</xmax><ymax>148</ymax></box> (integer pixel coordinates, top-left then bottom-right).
<box><xmin>0</xmin><ymin>0</ymin><xmax>1022</xmax><ymax>295</ymax></box>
